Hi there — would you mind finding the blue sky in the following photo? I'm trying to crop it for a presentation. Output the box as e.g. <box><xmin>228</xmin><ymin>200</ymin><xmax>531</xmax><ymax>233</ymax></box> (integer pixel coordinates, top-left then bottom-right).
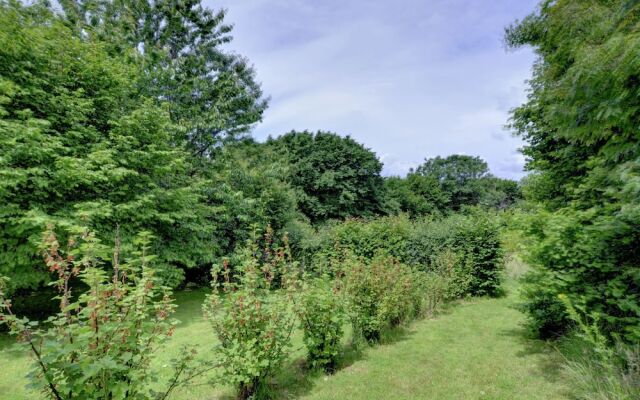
<box><xmin>211</xmin><ymin>0</ymin><xmax>539</xmax><ymax>179</ymax></box>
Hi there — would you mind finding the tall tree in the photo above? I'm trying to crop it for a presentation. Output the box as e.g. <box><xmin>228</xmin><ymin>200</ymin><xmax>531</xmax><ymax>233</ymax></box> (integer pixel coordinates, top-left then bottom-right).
<box><xmin>268</xmin><ymin>131</ymin><xmax>386</xmax><ymax>223</ymax></box>
<box><xmin>59</xmin><ymin>0</ymin><xmax>268</xmax><ymax>156</ymax></box>
<box><xmin>0</xmin><ymin>2</ymin><xmax>211</xmax><ymax>291</ymax></box>
<box><xmin>383</xmin><ymin>174</ymin><xmax>448</xmax><ymax>216</ymax></box>
<box><xmin>506</xmin><ymin>0</ymin><xmax>640</xmax><ymax>342</ymax></box>
<box><xmin>414</xmin><ymin>155</ymin><xmax>490</xmax><ymax>211</ymax></box>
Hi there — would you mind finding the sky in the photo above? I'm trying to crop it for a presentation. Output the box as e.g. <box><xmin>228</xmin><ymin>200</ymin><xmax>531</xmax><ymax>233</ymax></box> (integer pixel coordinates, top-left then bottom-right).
<box><xmin>210</xmin><ymin>0</ymin><xmax>539</xmax><ymax>179</ymax></box>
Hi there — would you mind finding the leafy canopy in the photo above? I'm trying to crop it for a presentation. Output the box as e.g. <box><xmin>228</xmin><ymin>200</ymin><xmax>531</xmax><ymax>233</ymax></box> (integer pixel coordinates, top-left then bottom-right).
<box><xmin>268</xmin><ymin>131</ymin><xmax>386</xmax><ymax>223</ymax></box>
<box><xmin>506</xmin><ymin>0</ymin><xmax>640</xmax><ymax>342</ymax></box>
<box><xmin>59</xmin><ymin>0</ymin><xmax>268</xmax><ymax>156</ymax></box>
<box><xmin>0</xmin><ymin>2</ymin><xmax>211</xmax><ymax>291</ymax></box>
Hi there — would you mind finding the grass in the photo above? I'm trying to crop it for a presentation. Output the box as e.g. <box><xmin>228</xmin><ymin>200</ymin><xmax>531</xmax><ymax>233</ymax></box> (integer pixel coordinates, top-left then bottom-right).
<box><xmin>0</xmin><ymin>277</ymin><xmax>571</xmax><ymax>399</ymax></box>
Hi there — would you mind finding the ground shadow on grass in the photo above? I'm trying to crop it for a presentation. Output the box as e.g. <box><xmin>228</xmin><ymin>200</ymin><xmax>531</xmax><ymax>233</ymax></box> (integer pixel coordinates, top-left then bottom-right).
<box><xmin>269</xmin><ymin>324</ymin><xmax>416</xmax><ymax>399</ymax></box>
<box><xmin>0</xmin><ymin>333</ymin><xmax>28</xmax><ymax>361</ymax></box>
<box><xmin>269</xmin><ymin>340</ymin><xmax>367</xmax><ymax>399</ymax></box>
<box><xmin>499</xmin><ymin>326</ymin><xmax>567</xmax><ymax>385</ymax></box>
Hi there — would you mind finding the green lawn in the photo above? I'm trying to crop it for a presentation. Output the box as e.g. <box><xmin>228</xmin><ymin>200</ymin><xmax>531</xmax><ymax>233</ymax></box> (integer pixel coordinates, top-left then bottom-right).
<box><xmin>0</xmin><ymin>278</ymin><xmax>570</xmax><ymax>399</ymax></box>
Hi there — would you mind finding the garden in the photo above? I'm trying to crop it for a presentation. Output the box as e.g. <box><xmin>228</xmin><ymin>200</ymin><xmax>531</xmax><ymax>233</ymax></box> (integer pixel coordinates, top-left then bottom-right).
<box><xmin>1</xmin><ymin>0</ymin><xmax>639</xmax><ymax>399</ymax></box>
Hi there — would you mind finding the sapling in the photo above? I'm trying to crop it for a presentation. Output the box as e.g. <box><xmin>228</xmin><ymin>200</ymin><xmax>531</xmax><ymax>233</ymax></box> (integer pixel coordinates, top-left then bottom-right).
<box><xmin>0</xmin><ymin>225</ymin><xmax>205</xmax><ymax>400</ymax></box>
<box><xmin>203</xmin><ymin>228</ymin><xmax>300</xmax><ymax>399</ymax></box>
<box><xmin>296</xmin><ymin>274</ymin><xmax>346</xmax><ymax>372</ymax></box>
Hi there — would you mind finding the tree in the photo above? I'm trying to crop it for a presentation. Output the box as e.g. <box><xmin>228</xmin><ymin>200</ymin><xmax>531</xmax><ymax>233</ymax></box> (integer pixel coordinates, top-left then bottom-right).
<box><xmin>506</xmin><ymin>0</ymin><xmax>640</xmax><ymax>342</ymax></box>
<box><xmin>204</xmin><ymin>139</ymin><xmax>301</xmax><ymax>270</ymax></box>
<box><xmin>268</xmin><ymin>131</ymin><xmax>386</xmax><ymax>223</ymax></box>
<box><xmin>412</xmin><ymin>155</ymin><xmax>520</xmax><ymax>212</ymax></box>
<box><xmin>0</xmin><ymin>2</ymin><xmax>211</xmax><ymax>292</ymax></box>
<box><xmin>384</xmin><ymin>174</ymin><xmax>448</xmax><ymax>216</ymax></box>
<box><xmin>58</xmin><ymin>0</ymin><xmax>268</xmax><ymax>156</ymax></box>
<box><xmin>476</xmin><ymin>177</ymin><xmax>521</xmax><ymax>210</ymax></box>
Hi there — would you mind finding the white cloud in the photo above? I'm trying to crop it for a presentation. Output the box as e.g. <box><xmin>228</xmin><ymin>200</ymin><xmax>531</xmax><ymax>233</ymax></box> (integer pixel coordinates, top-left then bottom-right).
<box><xmin>209</xmin><ymin>0</ymin><xmax>538</xmax><ymax>179</ymax></box>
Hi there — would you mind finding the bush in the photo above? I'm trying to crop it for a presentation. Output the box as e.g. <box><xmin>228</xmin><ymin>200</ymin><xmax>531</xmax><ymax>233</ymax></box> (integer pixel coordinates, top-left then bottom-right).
<box><xmin>327</xmin><ymin>215</ymin><xmax>412</xmax><ymax>261</ymax></box>
<box><xmin>0</xmin><ymin>3</ymin><xmax>213</xmax><ymax>292</ymax></box>
<box><xmin>203</xmin><ymin>232</ymin><xmax>299</xmax><ymax>399</ymax></box>
<box><xmin>420</xmin><ymin>272</ymin><xmax>448</xmax><ymax>317</ymax></box>
<box><xmin>519</xmin><ymin>269</ymin><xmax>572</xmax><ymax>339</ymax></box>
<box><xmin>516</xmin><ymin>209</ymin><xmax>640</xmax><ymax>343</ymax></box>
<box><xmin>0</xmin><ymin>226</ymin><xmax>201</xmax><ymax>400</ymax></box>
<box><xmin>407</xmin><ymin>212</ymin><xmax>504</xmax><ymax>296</ymax></box>
<box><xmin>304</xmin><ymin>211</ymin><xmax>505</xmax><ymax>298</ymax></box>
<box><xmin>296</xmin><ymin>276</ymin><xmax>346</xmax><ymax>372</ymax></box>
<box><xmin>342</xmin><ymin>254</ymin><xmax>418</xmax><ymax>342</ymax></box>
<box><xmin>560</xmin><ymin>297</ymin><xmax>640</xmax><ymax>400</ymax></box>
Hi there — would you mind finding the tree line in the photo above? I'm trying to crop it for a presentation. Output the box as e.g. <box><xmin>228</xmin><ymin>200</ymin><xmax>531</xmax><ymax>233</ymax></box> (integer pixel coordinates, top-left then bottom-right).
<box><xmin>0</xmin><ymin>0</ymin><xmax>520</xmax><ymax>295</ymax></box>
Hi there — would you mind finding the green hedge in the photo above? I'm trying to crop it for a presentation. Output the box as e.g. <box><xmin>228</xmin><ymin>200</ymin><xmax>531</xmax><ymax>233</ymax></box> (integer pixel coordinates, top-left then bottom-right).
<box><xmin>407</xmin><ymin>213</ymin><xmax>504</xmax><ymax>296</ymax></box>
<box><xmin>295</xmin><ymin>211</ymin><xmax>504</xmax><ymax>297</ymax></box>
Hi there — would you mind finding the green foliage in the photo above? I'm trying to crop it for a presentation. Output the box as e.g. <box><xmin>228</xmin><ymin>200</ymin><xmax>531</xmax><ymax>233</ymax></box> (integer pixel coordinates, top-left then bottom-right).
<box><xmin>414</xmin><ymin>155</ymin><xmax>520</xmax><ymax>211</ymax></box>
<box><xmin>516</xmin><ymin>207</ymin><xmax>640</xmax><ymax>342</ymax></box>
<box><xmin>296</xmin><ymin>275</ymin><xmax>346</xmax><ymax>372</ymax></box>
<box><xmin>383</xmin><ymin>174</ymin><xmax>448</xmax><ymax>217</ymax></box>
<box><xmin>342</xmin><ymin>254</ymin><xmax>420</xmax><ymax>343</ymax></box>
<box><xmin>302</xmin><ymin>212</ymin><xmax>504</xmax><ymax>298</ymax></box>
<box><xmin>324</xmin><ymin>215</ymin><xmax>412</xmax><ymax>262</ymax></box>
<box><xmin>268</xmin><ymin>131</ymin><xmax>386</xmax><ymax>223</ymax></box>
<box><xmin>407</xmin><ymin>212</ymin><xmax>505</xmax><ymax>297</ymax></box>
<box><xmin>205</xmin><ymin>139</ymin><xmax>301</xmax><ymax>272</ymax></box>
<box><xmin>385</xmin><ymin>155</ymin><xmax>521</xmax><ymax>216</ymax></box>
<box><xmin>519</xmin><ymin>268</ymin><xmax>572</xmax><ymax>338</ymax></box>
<box><xmin>415</xmin><ymin>155</ymin><xmax>490</xmax><ymax>211</ymax></box>
<box><xmin>59</xmin><ymin>0</ymin><xmax>268</xmax><ymax>155</ymax></box>
<box><xmin>0</xmin><ymin>226</ymin><xmax>201</xmax><ymax>400</ymax></box>
<box><xmin>559</xmin><ymin>296</ymin><xmax>640</xmax><ymax>400</ymax></box>
<box><xmin>0</xmin><ymin>2</ymin><xmax>212</xmax><ymax>291</ymax></box>
<box><xmin>506</xmin><ymin>0</ymin><xmax>640</xmax><ymax>342</ymax></box>
<box><xmin>203</xmin><ymin>230</ymin><xmax>299</xmax><ymax>399</ymax></box>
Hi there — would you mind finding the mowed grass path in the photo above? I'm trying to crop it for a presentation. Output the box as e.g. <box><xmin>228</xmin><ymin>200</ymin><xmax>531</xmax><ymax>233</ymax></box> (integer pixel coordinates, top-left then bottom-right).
<box><xmin>0</xmin><ymin>281</ymin><xmax>570</xmax><ymax>399</ymax></box>
<box><xmin>296</xmin><ymin>285</ymin><xmax>570</xmax><ymax>400</ymax></box>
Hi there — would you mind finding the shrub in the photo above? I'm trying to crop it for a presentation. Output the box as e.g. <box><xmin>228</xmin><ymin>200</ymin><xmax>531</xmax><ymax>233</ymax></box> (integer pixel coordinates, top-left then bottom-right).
<box><xmin>203</xmin><ymin>231</ymin><xmax>299</xmax><ymax>399</ymax></box>
<box><xmin>519</xmin><ymin>269</ymin><xmax>572</xmax><ymax>339</ymax></box>
<box><xmin>296</xmin><ymin>275</ymin><xmax>346</xmax><ymax>372</ymax></box>
<box><xmin>305</xmin><ymin>212</ymin><xmax>505</xmax><ymax>298</ymax></box>
<box><xmin>327</xmin><ymin>215</ymin><xmax>411</xmax><ymax>261</ymax></box>
<box><xmin>407</xmin><ymin>212</ymin><xmax>504</xmax><ymax>296</ymax></box>
<box><xmin>517</xmin><ymin>209</ymin><xmax>640</xmax><ymax>343</ymax></box>
<box><xmin>560</xmin><ymin>296</ymin><xmax>640</xmax><ymax>400</ymax></box>
<box><xmin>420</xmin><ymin>272</ymin><xmax>448</xmax><ymax>317</ymax></box>
<box><xmin>0</xmin><ymin>226</ymin><xmax>201</xmax><ymax>400</ymax></box>
<box><xmin>342</xmin><ymin>254</ymin><xmax>418</xmax><ymax>342</ymax></box>
<box><xmin>414</xmin><ymin>250</ymin><xmax>470</xmax><ymax>318</ymax></box>
<box><xmin>0</xmin><ymin>3</ymin><xmax>213</xmax><ymax>293</ymax></box>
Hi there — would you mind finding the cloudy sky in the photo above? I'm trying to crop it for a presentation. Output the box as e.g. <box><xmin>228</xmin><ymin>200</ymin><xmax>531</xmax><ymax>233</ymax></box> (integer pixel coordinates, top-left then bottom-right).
<box><xmin>210</xmin><ymin>0</ymin><xmax>539</xmax><ymax>179</ymax></box>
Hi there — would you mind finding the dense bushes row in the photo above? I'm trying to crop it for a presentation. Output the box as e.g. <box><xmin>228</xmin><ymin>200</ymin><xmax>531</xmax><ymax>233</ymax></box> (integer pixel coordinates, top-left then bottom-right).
<box><xmin>293</xmin><ymin>211</ymin><xmax>504</xmax><ymax>298</ymax></box>
<box><xmin>1</xmin><ymin>215</ymin><xmax>505</xmax><ymax>399</ymax></box>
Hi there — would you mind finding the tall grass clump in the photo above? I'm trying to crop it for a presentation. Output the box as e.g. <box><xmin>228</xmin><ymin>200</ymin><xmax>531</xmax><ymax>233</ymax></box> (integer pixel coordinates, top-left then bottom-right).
<box><xmin>559</xmin><ymin>295</ymin><xmax>640</xmax><ymax>400</ymax></box>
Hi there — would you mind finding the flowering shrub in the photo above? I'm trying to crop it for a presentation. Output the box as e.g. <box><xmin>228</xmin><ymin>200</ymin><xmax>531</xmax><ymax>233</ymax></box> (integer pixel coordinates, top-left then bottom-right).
<box><xmin>203</xmin><ymin>229</ymin><xmax>299</xmax><ymax>399</ymax></box>
<box><xmin>0</xmin><ymin>226</ymin><xmax>201</xmax><ymax>400</ymax></box>
<box><xmin>296</xmin><ymin>275</ymin><xmax>346</xmax><ymax>372</ymax></box>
